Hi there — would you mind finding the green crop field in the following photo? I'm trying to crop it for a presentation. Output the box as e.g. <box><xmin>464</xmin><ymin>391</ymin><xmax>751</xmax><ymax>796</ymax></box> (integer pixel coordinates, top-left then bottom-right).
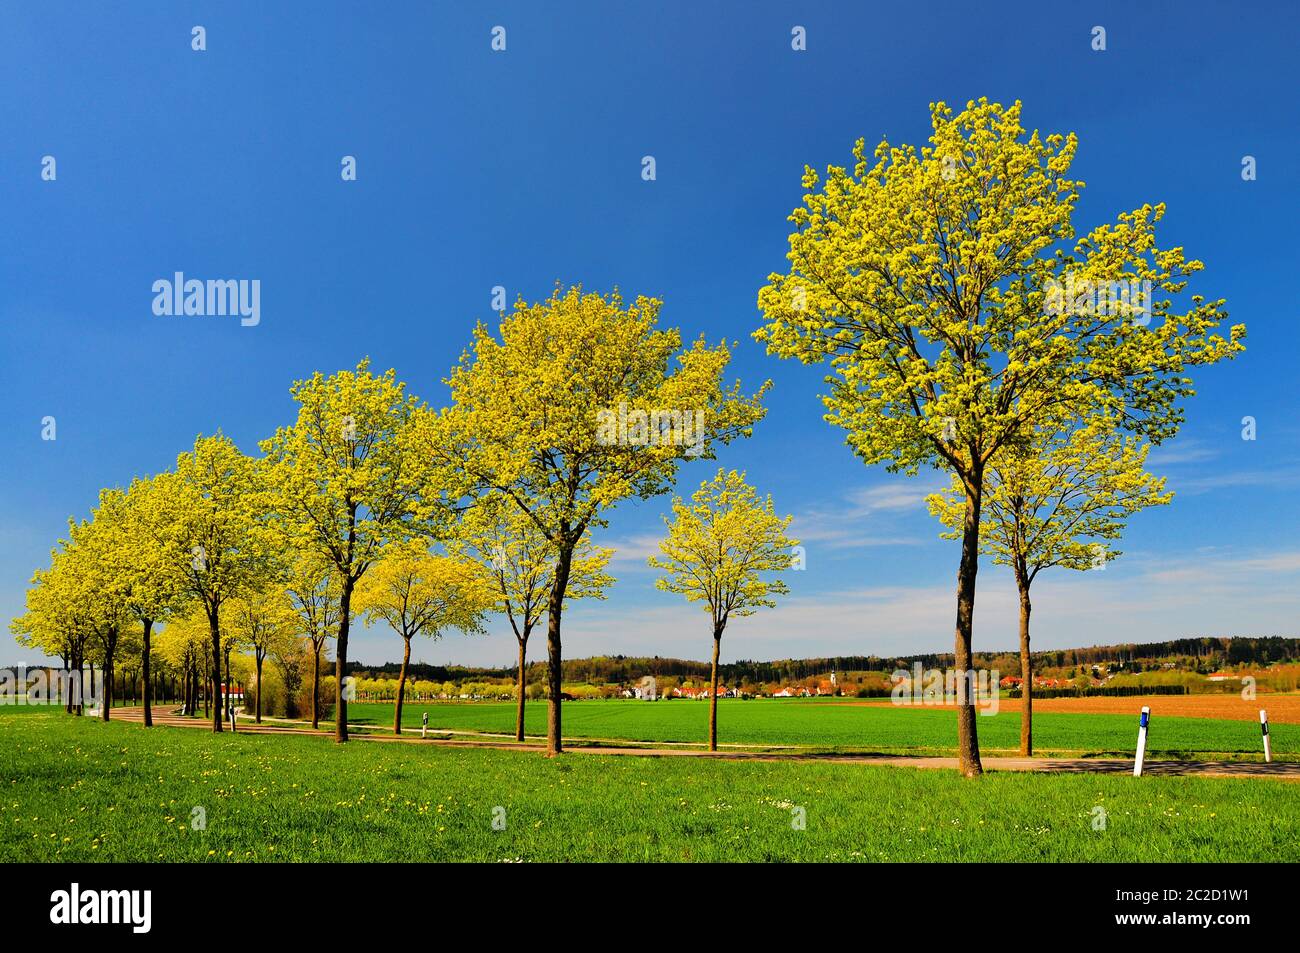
<box><xmin>336</xmin><ymin>698</ymin><xmax>1297</xmax><ymax>758</ymax></box>
<box><xmin>3</xmin><ymin>708</ymin><xmax>1297</xmax><ymax>863</ymax></box>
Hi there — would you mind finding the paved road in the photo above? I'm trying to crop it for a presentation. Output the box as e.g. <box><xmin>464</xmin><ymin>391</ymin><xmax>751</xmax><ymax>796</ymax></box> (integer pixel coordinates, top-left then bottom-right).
<box><xmin>107</xmin><ymin>706</ymin><xmax>1300</xmax><ymax>779</ymax></box>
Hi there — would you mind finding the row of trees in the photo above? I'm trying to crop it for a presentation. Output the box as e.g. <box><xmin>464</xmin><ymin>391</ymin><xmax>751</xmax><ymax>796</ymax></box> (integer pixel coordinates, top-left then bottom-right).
<box><xmin>13</xmin><ymin>288</ymin><xmax>795</xmax><ymax>753</ymax></box>
<box><xmin>13</xmin><ymin>98</ymin><xmax>1245</xmax><ymax>774</ymax></box>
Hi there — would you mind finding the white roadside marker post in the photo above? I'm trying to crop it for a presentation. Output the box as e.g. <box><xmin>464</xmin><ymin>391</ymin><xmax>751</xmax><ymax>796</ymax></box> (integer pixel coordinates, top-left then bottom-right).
<box><xmin>1133</xmin><ymin>706</ymin><xmax>1150</xmax><ymax>777</ymax></box>
<box><xmin>1260</xmin><ymin>709</ymin><xmax>1271</xmax><ymax>763</ymax></box>
<box><xmin>422</xmin><ymin>711</ymin><xmax>428</xmax><ymax>740</ymax></box>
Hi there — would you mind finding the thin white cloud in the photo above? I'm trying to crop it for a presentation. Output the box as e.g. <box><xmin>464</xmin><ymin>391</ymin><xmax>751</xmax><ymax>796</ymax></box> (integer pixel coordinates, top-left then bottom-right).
<box><xmin>605</xmin><ymin>533</ymin><xmax>664</xmax><ymax>568</ymax></box>
<box><xmin>788</xmin><ymin>478</ymin><xmax>941</xmax><ymax>552</ymax></box>
<box><xmin>1170</xmin><ymin>467</ymin><xmax>1300</xmax><ymax>494</ymax></box>
<box><xmin>1146</xmin><ymin>439</ymin><xmax>1221</xmax><ymax>467</ymax></box>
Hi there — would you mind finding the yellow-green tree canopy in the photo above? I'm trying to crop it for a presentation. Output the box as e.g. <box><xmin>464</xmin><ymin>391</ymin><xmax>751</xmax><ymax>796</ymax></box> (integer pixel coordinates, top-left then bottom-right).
<box><xmin>171</xmin><ymin>434</ymin><xmax>274</xmax><ymax>623</ymax></box>
<box><xmin>229</xmin><ymin>586</ymin><xmax>299</xmax><ymax>659</ymax></box>
<box><xmin>261</xmin><ymin>359</ymin><xmax>431</xmax><ymax>584</ymax></box>
<box><xmin>9</xmin><ymin>561</ymin><xmax>85</xmax><ymax>664</ymax></box>
<box><xmin>97</xmin><ymin>476</ymin><xmax>191</xmax><ymax>628</ymax></box>
<box><xmin>755</xmin><ymin>98</ymin><xmax>1245</xmax><ymax>478</ymax></box>
<box><xmin>649</xmin><ymin>468</ymin><xmax>798</xmax><ymax>634</ymax></box>
<box><xmin>355</xmin><ymin>541</ymin><xmax>492</xmax><ymax>642</ymax></box>
<box><xmin>155</xmin><ymin>608</ymin><xmax>210</xmax><ymax>669</ymax></box>
<box><xmin>433</xmin><ymin>285</ymin><xmax>769</xmax><ymax>549</ymax></box>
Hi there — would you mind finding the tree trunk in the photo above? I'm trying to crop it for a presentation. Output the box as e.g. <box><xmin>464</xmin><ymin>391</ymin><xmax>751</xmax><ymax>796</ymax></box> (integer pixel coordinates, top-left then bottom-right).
<box><xmin>255</xmin><ymin>654</ymin><xmax>264</xmax><ymax>724</ymax></box>
<box><xmin>515</xmin><ymin>635</ymin><xmax>529</xmax><ymax>742</ymax></box>
<box><xmin>394</xmin><ymin>636</ymin><xmax>411</xmax><ymax>735</ymax></box>
<box><xmin>335</xmin><ymin>577</ymin><xmax>354</xmax><ymax>743</ymax></box>
<box><xmin>207</xmin><ymin>610</ymin><xmax>223</xmax><ymax>732</ymax></box>
<box><xmin>142</xmin><ymin>620</ymin><xmax>153</xmax><ymax>728</ymax></box>
<box><xmin>311</xmin><ymin>643</ymin><xmax>321</xmax><ymax>731</ymax></box>
<box><xmin>545</xmin><ymin>545</ymin><xmax>575</xmax><ymax>756</ymax></box>
<box><xmin>1018</xmin><ymin>575</ymin><xmax>1033</xmax><ymax>757</ymax></box>
<box><xmin>709</xmin><ymin>627</ymin><xmax>723</xmax><ymax>752</ymax></box>
<box><xmin>953</xmin><ymin>480</ymin><xmax>984</xmax><ymax>777</ymax></box>
<box><xmin>101</xmin><ymin>656</ymin><xmax>112</xmax><ymax>722</ymax></box>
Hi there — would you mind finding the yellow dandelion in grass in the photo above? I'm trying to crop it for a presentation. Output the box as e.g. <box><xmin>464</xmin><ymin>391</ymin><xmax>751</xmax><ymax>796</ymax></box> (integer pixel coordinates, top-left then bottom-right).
<box><xmin>208</xmin><ymin>849</ymin><xmax>216</xmax><ymax>856</ymax></box>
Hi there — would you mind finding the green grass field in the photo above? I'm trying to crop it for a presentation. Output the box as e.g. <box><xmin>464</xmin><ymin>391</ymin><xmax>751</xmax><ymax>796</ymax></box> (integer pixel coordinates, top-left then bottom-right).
<box><xmin>338</xmin><ymin>698</ymin><xmax>1297</xmax><ymax>758</ymax></box>
<box><xmin>3</xmin><ymin>708</ymin><xmax>1297</xmax><ymax>862</ymax></box>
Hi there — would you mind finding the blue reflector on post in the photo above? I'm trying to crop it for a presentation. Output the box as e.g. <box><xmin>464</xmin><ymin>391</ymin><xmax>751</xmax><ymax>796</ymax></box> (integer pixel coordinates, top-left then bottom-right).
<box><xmin>1139</xmin><ymin>711</ymin><xmax>1149</xmax><ymax>728</ymax></box>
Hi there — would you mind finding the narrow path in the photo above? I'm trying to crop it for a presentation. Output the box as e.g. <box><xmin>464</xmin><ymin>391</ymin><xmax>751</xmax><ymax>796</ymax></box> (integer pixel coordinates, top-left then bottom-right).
<box><xmin>106</xmin><ymin>707</ymin><xmax>1300</xmax><ymax>779</ymax></box>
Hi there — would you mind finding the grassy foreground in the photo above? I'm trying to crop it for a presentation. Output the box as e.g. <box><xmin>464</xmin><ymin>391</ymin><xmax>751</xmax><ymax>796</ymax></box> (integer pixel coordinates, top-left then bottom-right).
<box><xmin>342</xmin><ymin>698</ymin><xmax>1297</xmax><ymax>758</ymax></box>
<box><xmin>2</xmin><ymin>709</ymin><xmax>1297</xmax><ymax>862</ymax></box>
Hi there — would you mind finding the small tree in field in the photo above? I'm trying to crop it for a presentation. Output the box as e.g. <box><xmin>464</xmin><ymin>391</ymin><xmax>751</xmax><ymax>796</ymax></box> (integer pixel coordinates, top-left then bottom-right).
<box><xmin>756</xmin><ymin>98</ymin><xmax>1244</xmax><ymax>775</ymax></box>
<box><xmin>431</xmin><ymin>285</ymin><xmax>768</xmax><ymax>755</ymax></box>
<box><xmin>929</xmin><ymin>413</ymin><xmax>1169</xmax><ymax>755</ymax></box>
<box><xmin>285</xmin><ymin>554</ymin><xmax>340</xmax><ymax>730</ymax></box>
<box><xmin>456</xmin><ymin>498</ymin><xmax>613</xmax><ymax>741</ymax></box>
<box><xmin>11</xmin><ymin>560</ymin><xmax>92</xmax><ymax>716</ymax></box>
<box><xmin>229</xmin><ymin>587</ymin><xmax>297</xmax><ymax>724</ymax></box>
<box><xmin>649</xmin><ymin>469</ymin><xmax>797</xmax><ymax>751</ymax></box>
<box><xmin>355</xmin><ymin>541</ymin><xmax>492</xmax><ymax>734</ymax></box>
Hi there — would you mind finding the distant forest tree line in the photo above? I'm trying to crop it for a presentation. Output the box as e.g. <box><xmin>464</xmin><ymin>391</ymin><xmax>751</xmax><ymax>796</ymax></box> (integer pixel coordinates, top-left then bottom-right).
<box><xmin>343</xmin><ymin>637</ymin><xmax>1299</xmax><ymax>688</ymax></box>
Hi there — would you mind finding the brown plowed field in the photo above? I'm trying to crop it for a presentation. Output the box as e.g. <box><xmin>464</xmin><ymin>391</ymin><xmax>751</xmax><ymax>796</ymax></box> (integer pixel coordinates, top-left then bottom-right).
<box><xmin>849</xmin><ymin>693</ymin><xmax>1300</xmax><ymax>721</ymax></box>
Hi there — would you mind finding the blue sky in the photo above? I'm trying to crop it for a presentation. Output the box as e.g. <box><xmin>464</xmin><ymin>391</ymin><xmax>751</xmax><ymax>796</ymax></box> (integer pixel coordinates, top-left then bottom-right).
<box><xmin>2</xmin><ymin>1</ymin><xmax>1297</xmax><ymax>670</ymax></box>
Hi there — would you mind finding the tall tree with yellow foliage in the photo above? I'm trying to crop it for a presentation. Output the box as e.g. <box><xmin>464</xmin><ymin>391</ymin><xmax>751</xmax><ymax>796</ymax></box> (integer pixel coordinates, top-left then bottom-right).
<box><xmin>261</xmin><ymin>360</ymin><xmax>431</xmax><ymax>743</ymax></box>
<box><xmin>171</xmin><ymin>434</ymin><xmax>273</xmax><ymax>732</ymax></box>
<box><xmin>432</xmin><ymin>285</ymin><xmax>768</xmax><ymax>754</ymax></box>
<box><xmin>95</xmin><ymin>477</ymin><xmax>191</xmax><ymax>727</ymax></box>
<box><xmin>755</xmin><ymin>98</ymin><xmax>1244</xmax><ymax>775</ymax></box>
